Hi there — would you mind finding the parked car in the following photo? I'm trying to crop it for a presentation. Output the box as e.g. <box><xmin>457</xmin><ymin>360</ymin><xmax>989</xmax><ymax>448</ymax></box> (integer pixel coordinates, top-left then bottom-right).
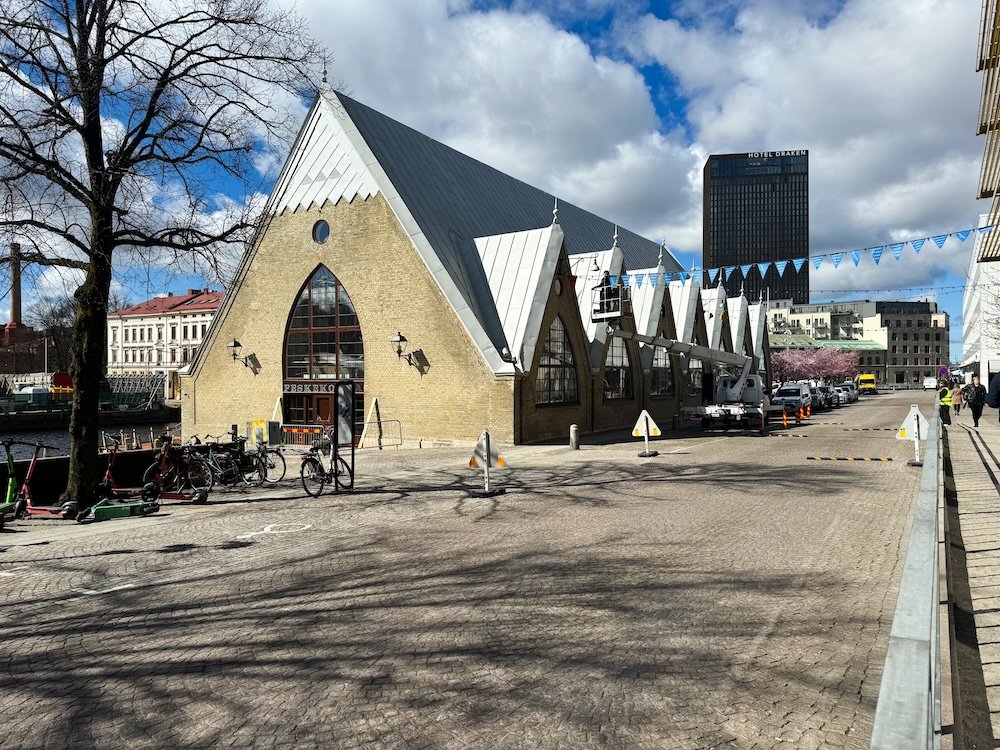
<box><xmin>838</xmin><ymin>382</ymin><xmax>859</xmax><ymax>402</ymax></box>
<box><xmin>819</xmin><ymin>385</ymin><xmax>840</xmax><ymax>407</ymax></box>
<box><xmin>771</xmin><ymin>383</ymin><xmax>812</xmax><ymax>414</ymax></box>
<box><xmin>811</xmin><ymin>387</ymin><xmax>831</xmax><ymax>410</ymax></box>
<box><xmin>833</xmin><ymin>386</ymin><xmax>850</xmax><ymax>405</ymax></box>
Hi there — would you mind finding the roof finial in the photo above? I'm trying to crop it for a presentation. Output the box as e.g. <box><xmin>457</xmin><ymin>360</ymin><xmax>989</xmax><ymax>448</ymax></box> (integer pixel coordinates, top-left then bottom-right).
<box><xmin>656</xmin><ymin>241</ymin><xmax>666</xmax><ymax>272</ymax></box>
<box><xmin>612</xmin><ymin>225</ymin><xmax>619</xmax><ymax>249</ymax></box>
<box><xmin>552</xmin><ymin>196</ymin><xmax>559</xmax><ymax>225</ymax></box>
<box><xmin>322</xmin><ymin>56</ymin><xmax>329</xmax><ymax>85</ymax></box>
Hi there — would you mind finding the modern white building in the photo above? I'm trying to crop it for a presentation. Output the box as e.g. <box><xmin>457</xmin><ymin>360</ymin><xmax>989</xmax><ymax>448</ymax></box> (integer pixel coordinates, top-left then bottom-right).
<box><xmin>962</xmin><ymin>216</ymin><xmax>1000</xmax><ymax>383</ymax></box>
<box><xmin>107</xmin><ymin>289</ymin><xmax>223</xmax><ymax>397</ymax></box>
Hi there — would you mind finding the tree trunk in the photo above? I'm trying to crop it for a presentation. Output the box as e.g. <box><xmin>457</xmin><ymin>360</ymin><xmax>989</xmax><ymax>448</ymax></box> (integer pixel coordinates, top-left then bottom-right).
<box><xmin>62</xmin><ymin>244</ymin><xmax>112</xmax><ymax>509</ymax></box>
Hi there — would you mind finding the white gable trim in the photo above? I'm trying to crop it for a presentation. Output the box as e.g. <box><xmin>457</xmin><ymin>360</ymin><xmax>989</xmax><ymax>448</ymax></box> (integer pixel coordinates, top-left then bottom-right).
<box><xmin>475</xmin><ymin>224</ymin><xmax>563</xmax><ymax>371</ymax></box>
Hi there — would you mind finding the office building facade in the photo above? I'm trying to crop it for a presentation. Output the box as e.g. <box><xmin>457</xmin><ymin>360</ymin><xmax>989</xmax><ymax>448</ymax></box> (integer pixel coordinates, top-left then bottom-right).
<box><xmin>704</xmin><ymin>150</ymin><xmax>810</xmax><ymax>304</ymax></box>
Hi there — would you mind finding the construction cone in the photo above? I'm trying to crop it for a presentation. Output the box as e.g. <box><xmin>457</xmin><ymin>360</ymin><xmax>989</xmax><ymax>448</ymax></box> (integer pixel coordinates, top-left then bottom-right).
<box><xmin>796</xmin><ymin>407</ymin><xmax>803</xmax><ymax>424</ymax></box>
<box><xmin>806</xmin><ymin>404</ymin><xmax>811</xmax><ymax>418</ymax></box>
<box><xmin>782</xmin><ymin>411</ymin><xmax>788</xmax><ymax>429</ymax></box>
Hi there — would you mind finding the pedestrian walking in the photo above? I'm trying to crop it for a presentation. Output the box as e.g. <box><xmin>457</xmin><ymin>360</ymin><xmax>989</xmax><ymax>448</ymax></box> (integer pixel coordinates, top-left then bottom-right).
<box><xmin>952</xmin><ymin>382</ymin><xmax>964</xmax><ymax>416</ymax></box>
<box><xmin>964</xmin><ymin>376</ymin><xmax>988</xmax><ymax>427</ymax></box>
<box><xmin>988</xmin><ymin>373</ymin><xmax>1000</xmax><ymax>422</ymax></box>
<box><xmin>939</xmin><ymin>380</ymin><xmax>953</xmax><ymax>426</ymax></box>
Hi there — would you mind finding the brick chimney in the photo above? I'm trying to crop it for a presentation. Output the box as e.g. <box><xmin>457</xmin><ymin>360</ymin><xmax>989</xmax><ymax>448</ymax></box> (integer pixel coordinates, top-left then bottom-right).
<box><xmin>9</xmin><ymin>242</ymin><xmax>21</xmax><ymax>326</ymax></box>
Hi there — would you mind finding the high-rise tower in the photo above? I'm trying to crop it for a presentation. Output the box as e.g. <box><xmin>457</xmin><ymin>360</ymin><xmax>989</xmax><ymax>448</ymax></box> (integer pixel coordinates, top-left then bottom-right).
<box><xmin>703</xmin><ymin>150</ymin><xmax>809</xmax><ymax>303</ymax></box>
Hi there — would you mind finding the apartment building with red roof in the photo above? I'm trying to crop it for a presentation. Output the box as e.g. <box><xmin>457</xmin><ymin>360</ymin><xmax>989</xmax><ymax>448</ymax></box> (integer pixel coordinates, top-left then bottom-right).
<box><xmin>107</xmin><ymin>288</ymin><xmax>224</xmax><ymax>396</ymax></box>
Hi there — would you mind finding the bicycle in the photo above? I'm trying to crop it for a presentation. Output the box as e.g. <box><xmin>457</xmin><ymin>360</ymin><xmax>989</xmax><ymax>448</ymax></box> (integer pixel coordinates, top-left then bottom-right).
<box><xmin>142</xmin><ymin>433</ymin><xmax>213</xmax><ymax>498</ymax></box>
<box><xmin>221</xmin><ymin>427</ymin><xmax>286</xmax><ymax>485</ymax></box>
<box><xmin>300</xmin><ymin>429</ymin><xmax>353</xmax><ymax>496</ymax></box>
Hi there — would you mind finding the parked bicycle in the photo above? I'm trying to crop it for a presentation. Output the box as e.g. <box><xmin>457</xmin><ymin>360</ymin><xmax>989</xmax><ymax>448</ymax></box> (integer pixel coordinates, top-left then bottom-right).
<box><xmin>199</xmin><ymin>428</ymin><xmax>286</xmax><ymax>486</ymax></box>
<box><xmin>142</xmin><ymin>432</ymin><xmax>213</xmax><ymax>500</ymax></box>
<box><xmin>300</xmin><ymin>428</ymin><xmax>353</xmax><ymax>496</ymax></box>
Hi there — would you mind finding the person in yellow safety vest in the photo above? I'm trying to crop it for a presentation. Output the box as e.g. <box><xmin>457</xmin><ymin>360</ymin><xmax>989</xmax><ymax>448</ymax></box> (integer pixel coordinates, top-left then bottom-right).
<box><xmin>938</xmin><ymin>380</ymin><xmax>953</xmax><ymax>426</ymax></box>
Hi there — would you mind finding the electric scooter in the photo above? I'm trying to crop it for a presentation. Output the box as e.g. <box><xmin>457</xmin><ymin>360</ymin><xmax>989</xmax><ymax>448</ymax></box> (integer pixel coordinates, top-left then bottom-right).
<box><xmin>75</xmin><ymin>432</ymin><xmax>160</xmax><ymax>522</ymax></box>
<box><xmin>0</xmin><ymin>438</ymin><xmax>23</xmax><ymax>529</ymax></box>
<box><xmin>12</xmin><ymin>441</ymin><xmax>78</xmax><ymax>520</ymax></box>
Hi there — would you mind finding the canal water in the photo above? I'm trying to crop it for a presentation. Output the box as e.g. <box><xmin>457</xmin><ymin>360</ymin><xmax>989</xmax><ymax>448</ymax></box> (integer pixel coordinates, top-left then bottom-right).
<box><xmin>1</xmin><ymin>422</ymin><xmax>181</xmax><ymax>461</ymax></box>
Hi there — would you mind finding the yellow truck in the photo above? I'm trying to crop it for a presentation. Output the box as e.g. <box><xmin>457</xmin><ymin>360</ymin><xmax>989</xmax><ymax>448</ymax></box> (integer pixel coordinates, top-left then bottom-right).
<box><xmin>858</xmin><ymin>373</ymin><xmax>878</xmax><ymax>394</ymax></box>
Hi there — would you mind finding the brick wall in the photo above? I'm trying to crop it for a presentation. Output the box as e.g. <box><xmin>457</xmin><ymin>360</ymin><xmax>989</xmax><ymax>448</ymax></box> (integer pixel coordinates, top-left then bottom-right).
<box><xmin>182</xmin><ymin>195</ymin><xmax>514</xmax><ymax>445</ymax></box>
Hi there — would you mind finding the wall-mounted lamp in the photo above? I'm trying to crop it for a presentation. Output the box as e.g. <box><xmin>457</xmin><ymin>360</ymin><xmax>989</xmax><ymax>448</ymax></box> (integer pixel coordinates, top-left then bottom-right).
<box><xmin>391</xmin><ymin>332</ymin><xmax>429</xmax><ymax>375</ymax></box>
<box><xmin>226</xmin><ymin>338</ymin><xmax>259</xmax><ymax>375</ymax></box>
<box><xmin>500</xmin><ymin>347</ymin><xmax>518</xmax><ymax>367</ymax></box>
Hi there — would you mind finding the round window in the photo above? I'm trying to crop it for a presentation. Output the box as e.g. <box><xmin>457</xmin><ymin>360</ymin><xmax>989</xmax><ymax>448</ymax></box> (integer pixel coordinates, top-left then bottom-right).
<box><xmin>312</xmin><ymin>220</ymin><xmax>330</xmax><ymax>244</ymax></box>
<box><xmin>554</xmin><ymin>278</ymin><xmax>563</xmax><ymax>296</ymax></box>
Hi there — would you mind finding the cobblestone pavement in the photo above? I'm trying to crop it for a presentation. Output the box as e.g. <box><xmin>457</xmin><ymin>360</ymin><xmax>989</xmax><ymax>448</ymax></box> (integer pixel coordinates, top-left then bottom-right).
<box><xmin>0</xmin><ymin>393</ymin><xmax>926</xmax><ymax>749</ymax></box>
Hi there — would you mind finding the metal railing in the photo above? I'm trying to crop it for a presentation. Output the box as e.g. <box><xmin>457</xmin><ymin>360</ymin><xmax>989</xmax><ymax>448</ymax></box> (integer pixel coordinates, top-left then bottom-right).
<box><xmin>870</xmin><ymin>413</ymin><xmax>942</xmax><ymax>749</ymax></box>
<box><xmin>359</xmin><ymin>419</ymin><xmax>403</xmax><ymax>449</ymax></box>
<box><xmin>280</xmin><ymin>424</ymin><xmax>325</xmax><ymax>447</ymax></box>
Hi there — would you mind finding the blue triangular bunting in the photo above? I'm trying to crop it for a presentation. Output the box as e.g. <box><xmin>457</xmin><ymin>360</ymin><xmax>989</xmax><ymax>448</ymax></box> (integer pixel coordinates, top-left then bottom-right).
<box><xmin>911</xmin><ymin>238</ymin><xmax>925</xmax><ymax>253</ymax></box>
<box><xmin>980</xmin><ymin>225</ymin><xmax>995</xmax><ymax>234</ymax></box>
<box><xmin>664</xmin><ymin>273</ymin><xmax>674</xmax><ymax>283</ymax></box>
<box><xmin>740</xmin><ymin>264</ymin><xmax>753</xmax><ymax>278</ymax></box>
<box><xmin>609</xmin><ymin>275</ymin><xmax>618</xmax><ymax>287</ymax></box>
<box><xmin>889</xmin><ymin>243</ymin><xmax>904</xmax><ymax>260</ymax></box>
<box><xmin>724</xmin><ymin>266</ymin><xmax>736</xmax><ymax>280</ymax></box>
<box><xmin>811</xmin><ymin>255</ymin><xmax>824</xmax><ymax>270</ymax></box>
<box><xmin>679</xmin><ymin>271</ymin><xmax>689</xmax><ymax>281</ymax></box>
<box><xmin>955</xmin><ymin>229</ymin><xmax>971</xmax><ymax>242</ymax></box>
<box><xmin>831</xmin><ymin>252</ymin><xmax>844</xmax><ymax>268</ymax></box>
<box><xmin>620</xmin><ymin>275</ymin><xmax>630</xmax><ymax>287</ymax></box>
<box><xmin>792</xmin><ymin>258</ymin><xmax>806</xmax><ymax>272</ymax></box>
<box><xmin>633</xmin><ymin>274</ymin><xmax>643</xmax><ymax>288</ymax></box>
<box><xmin>758</xmin><ymin>261</ymin><xmax>772</xmax><ymax>277</ymax></box>
<box><xmin>932</xmin><ymin>234</ymin><xmax>947</xmax><ymax>249</ymax></box>
<box><xmin>870</xmin><ymin>246</ymin><xmax>883</xmax><ymax>265</ymax></box>
<box><xmin>708</xmin><ymin>268</ymin><xmax>720</xmax><ymax>284</ymax></box>
<box><xmin>850</xmin><ymin>250</ymin><xmax>862</xmax><ymax>266</ymax></box>
<box><xmin>774</xmin><ymin>260</ymin><xmax>788</xmax><ymax>276</ymax></box>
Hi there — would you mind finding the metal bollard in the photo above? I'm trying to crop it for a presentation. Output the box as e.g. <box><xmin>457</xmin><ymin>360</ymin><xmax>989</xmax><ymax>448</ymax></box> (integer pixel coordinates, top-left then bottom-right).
<box><xmin>569</xmin><ymin>423</ymin><xmax>579</xmax><ymax>450</ymax></box>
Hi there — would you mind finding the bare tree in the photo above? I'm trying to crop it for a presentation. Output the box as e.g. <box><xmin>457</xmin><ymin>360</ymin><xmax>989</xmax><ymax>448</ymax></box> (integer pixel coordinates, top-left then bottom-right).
<box><xmin>0</xmin><ymin>0</ymin><xmax>321</xmax><ymax>508</ymax></box>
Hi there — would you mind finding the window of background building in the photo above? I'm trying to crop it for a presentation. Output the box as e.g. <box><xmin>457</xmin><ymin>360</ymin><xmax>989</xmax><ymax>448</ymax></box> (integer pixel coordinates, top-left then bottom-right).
<box><xmin>171</xmin><ymin>325</ymin><xmax>177</xmax><ymax>340</ymax></box>
<box><xmin>603</xmin><ymin>337</ymin><xmax>634</xmax><ymax>400</ymax></box>
<box><xmin>536</xmin><ymin>316</ymin><xmax>578</xmax><ymax>405</ymax></box>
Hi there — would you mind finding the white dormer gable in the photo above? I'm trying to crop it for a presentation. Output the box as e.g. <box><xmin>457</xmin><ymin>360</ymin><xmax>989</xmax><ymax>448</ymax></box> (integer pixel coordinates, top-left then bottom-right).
<box><xmin>748</xmin><ymin>302</ymin><xmax>768</xmax><ymax>368</ymax></box>
<box><xmin>476</xmin><ymin>224</ymin><xmax>563</xmax><ymax>372</ymax></box>
<box><xmin>727</xmin><ymin>295</ymin><xmax>750</xmax><ymax>354</ymax></box>
<box><xmin>701</xmin><ymin>286</ymin><xmax>727</xmax><ymax>350</ymax></box>
<box><xmin>669</xmin><ymin>277</ymin><xmax>702</xmax><ymax>344</ymax></box>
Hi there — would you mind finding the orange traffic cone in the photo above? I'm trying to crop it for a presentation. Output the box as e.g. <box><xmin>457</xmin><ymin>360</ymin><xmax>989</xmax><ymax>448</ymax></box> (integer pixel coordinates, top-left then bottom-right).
<box><xmin>782</xmin><ymin>411</ymin><xmax>788</xmax><ymax>429</ymax></box>
<box><xmin>806</xmin><ymin>404</ymin><xmax>811</xmax><ymax>418</ymax></box>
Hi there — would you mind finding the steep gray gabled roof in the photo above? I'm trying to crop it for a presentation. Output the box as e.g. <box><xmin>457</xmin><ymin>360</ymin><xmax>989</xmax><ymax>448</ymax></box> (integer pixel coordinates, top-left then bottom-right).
<box><xmin>267</xmin><ymin>88</ymin><xmax>683</xmax><ymax>374</ymax></box>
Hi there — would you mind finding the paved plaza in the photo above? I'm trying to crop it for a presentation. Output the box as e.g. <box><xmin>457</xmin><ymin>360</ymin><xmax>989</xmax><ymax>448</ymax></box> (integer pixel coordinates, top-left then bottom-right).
<box><xmin>0</xmin><ymin>392</ymin><xmax>933</xmax><ymax>748</ymax></box>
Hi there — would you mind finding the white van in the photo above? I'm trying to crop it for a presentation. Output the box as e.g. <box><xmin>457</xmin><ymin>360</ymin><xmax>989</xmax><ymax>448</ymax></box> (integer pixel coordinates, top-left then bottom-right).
<box><xmin>922</xmin><ymin>376</ymin><xmax>938</xmax><ymax>390</ymax></box>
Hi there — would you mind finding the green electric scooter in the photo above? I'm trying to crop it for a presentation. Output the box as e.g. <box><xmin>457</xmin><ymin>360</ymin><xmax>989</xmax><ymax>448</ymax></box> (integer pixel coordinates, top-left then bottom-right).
<box><xmin>0</xmin><ymin>438</ymin><xmax>19</xmax><ymax>529</ymax></box>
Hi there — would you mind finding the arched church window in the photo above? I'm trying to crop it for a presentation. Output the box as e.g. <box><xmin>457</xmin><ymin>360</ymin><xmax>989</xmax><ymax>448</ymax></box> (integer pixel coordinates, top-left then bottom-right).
<box><xmin>650</xmin><ymin>335</ymin><xmax>674</xmax><ymax>397</ymax></box>
<box><xmin>285</xmin><ymin>266</ymin><xmax>364</xmax><ymax>380</ymax></box>
<box><xmin>536</xmin><ymin>316</ymin><xmax>578</xmax><ymax>404</ymax></box>
<box><xmin>603</xmin><ymin>336</ymin><xmax>634</xmax><ymax>400</ymax></box>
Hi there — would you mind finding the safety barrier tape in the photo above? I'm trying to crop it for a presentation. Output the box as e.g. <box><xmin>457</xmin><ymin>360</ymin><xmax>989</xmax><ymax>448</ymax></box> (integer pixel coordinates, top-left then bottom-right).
<box><xmin>843</xmin><ymin>428</ymin><xmax>896</xmax><ymax>432</ymax></box>
<box><xmin>807</xmin><ymin>456</ymin><xmax>893</xmax><ymax>462</ymax></box>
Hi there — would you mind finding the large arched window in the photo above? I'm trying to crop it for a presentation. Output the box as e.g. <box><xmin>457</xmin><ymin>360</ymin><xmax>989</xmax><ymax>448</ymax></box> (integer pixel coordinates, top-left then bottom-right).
<box><xmin>285</xmin><ymin>266</ymin><xmax>363</xmax><ymax>380</ymax></box>
<box><xmin>650</xmin><ymin>335</ymin><xmax>674</xmax><ymax>397</ymax></box>
<box><xmin>603</xmin><ymin>336</ymin><xmax>634</xmax><ymax>400</ymax></box>
<box><xmin>536</xmin><ymin>316</ymin><xmax>579</xmax><ymax>404</ymax></box>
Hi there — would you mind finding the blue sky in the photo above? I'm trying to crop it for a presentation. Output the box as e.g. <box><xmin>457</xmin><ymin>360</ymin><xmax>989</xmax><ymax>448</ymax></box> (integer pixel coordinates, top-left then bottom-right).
<box><xmin>10</xmin><ymin>0</ymin><xmax>986</xmax><ymax>356</ymax></box>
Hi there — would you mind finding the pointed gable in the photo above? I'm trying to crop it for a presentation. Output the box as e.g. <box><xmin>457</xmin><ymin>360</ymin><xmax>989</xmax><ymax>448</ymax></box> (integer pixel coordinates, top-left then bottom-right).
<box><xmin>669</xmin><ymin>277</ymin><xmax>701</xmax><ymax>345</ymax></box>
<box><xmin>701</xmin><ymin>286</ymin><xmax>727</xmax><ymax>350</ymax></box>
<box><xmin>476</xmin><ymin>224</ymin><xmax>563</xmax><ymax>372</ymax></box>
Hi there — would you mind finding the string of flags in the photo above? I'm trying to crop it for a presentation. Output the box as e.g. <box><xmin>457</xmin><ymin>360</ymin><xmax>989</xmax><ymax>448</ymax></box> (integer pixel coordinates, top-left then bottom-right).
<box><xmin>604</xmin><ymin>224</ymin><xmax>994</xmax><ymax>288</ymax></box>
